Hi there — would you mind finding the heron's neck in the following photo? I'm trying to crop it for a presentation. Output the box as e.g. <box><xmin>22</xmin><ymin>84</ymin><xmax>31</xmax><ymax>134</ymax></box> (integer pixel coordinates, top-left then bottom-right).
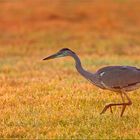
<box><xmin>71</xmin><ymin>53</ymin><xmax>93</xmax><ymax>79</ymax></box>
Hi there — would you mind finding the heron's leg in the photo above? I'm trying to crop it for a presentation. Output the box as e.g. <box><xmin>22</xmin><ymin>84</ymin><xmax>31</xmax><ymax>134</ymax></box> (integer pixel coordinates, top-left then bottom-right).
<box><xmin>100</xmin><ymin>92</ymin><xmax>132</xmax><ymax>116</ymax></box>
<box><xmin>120</xmin><ymin>92</ymin><xmax>132</xmax><ymax>117</ymax></box>
<box><xmin>100</xmin><ymin>92</ymin><xmax>123</xmax><ymax>115</ymax></box>
<box><xmin>120</xmin><ymin>92</ymin><xmax>128</xmax><ymax>116</ymax></box>
<box><xmin>120</xmin><ymin>92</ymin><xmax>125</xmax><ymax>102</ymax></box>
<box><xmin>109</xmin><ymin>93</ymin><xmax>125</xmax><ymax>114</ymax></box>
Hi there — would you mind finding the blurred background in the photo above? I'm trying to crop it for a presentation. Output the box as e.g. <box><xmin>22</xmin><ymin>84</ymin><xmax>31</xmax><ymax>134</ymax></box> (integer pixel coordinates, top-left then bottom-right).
<box><xmin>1</xmin><ymin>0</ymin><xmax>140</xmax><ymax>139</ymax></box>
<box><xmin>1</xmin><ymin>0</ymin><xmax>140</xmax><ymax>55</ymax></box>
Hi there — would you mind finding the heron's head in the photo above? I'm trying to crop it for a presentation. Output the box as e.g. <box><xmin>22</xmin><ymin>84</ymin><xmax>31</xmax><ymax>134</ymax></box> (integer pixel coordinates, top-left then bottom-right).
<box><xmin>43</xmin><ymin>48</ymin><xmax>75</xmax><ymax>60</ymax></box>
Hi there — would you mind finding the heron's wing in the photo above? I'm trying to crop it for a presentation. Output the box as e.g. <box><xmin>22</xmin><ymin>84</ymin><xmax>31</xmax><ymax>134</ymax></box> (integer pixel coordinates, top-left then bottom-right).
<box><xmin>97</xmin><ymin>66</ymin><xmax>140</xmax><ymax>89</ymax></box>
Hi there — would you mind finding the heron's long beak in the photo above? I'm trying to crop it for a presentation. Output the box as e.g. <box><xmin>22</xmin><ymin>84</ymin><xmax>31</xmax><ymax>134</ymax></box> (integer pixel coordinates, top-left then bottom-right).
<box><xmin>43</xmin><ymin>52</ymin><xmax>62</xmax><ymax>60</ymax></box>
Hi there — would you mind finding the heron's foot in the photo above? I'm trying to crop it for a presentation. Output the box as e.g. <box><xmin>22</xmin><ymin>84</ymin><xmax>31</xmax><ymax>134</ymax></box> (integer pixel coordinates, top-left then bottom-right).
<box><xmin>100</xmin><ymin>105</ymin><xmax>113</xmax><ymax>114</ymax></box>
<box><xmin>110</xmin><ymin>106</ymin><xmax>113</xmax><ymax>114</ymax></box>
<box><xmin>100</xmin><ymin>104</ymin><xmax>112</xmax><ymax>115</ymax></box>
<box><xmin>100</xmin><ymin>102</ymin><xmax>132</xmax><ymax>116</ymax></box>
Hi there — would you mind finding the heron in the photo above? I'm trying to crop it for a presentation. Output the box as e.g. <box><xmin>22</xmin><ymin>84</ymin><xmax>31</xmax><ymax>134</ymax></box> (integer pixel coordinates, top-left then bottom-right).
<box><xmin>43</xmin><ymin>48</ymin><xmax>140</xmax><ymax>117</ymax></box>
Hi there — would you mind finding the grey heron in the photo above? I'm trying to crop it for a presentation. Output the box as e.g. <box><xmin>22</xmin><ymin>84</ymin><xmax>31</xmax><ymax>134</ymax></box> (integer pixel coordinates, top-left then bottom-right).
<box><xmin>43</xmin><ymin>48</ymin><xmax>140</xmax><ymax>117</ymax></box>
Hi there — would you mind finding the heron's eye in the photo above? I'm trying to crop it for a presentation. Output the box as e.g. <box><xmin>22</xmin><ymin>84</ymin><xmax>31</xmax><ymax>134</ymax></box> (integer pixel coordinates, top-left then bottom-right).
<box><xmin>56</xmin><ymin>51</ymin><xmax>67</xmax><ymax>58</ymax></box>
<box><xmin>63</xmin><ymin>51</ymin><xmax>68</xmax><ymax>56</ymax></box>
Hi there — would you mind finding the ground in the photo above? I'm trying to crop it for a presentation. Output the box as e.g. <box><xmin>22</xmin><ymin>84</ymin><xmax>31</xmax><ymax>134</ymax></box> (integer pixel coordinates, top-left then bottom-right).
<box><xmin>0</xmin><ymin>0</ymin><xmax>140</xmax><ymax>139</ymax></box>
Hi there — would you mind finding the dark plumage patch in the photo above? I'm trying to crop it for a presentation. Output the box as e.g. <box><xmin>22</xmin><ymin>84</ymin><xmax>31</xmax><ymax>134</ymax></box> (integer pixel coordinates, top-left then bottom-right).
<box><xmin>60</xmin><ymin>48</ymin><xmax>70</xmax><ymax>51</ymax></box>
<box><xmin>113</xmin><ymin>86</ymin><xmax>121</xmax><ymax>89</ymax></box>
<box><xmin>60</xmin><ymin>48</ymin><xmax>75</xmax><ymax>54</ymax></box>
<box><xmin>128</xmin><ymin>82</ymin><xmax>139</xmax><ymax>86</ymax></box>
<box><xmin>112</xmin><ymin>82</ymin><xmax>140</xmax><ymax>89</ymax></box>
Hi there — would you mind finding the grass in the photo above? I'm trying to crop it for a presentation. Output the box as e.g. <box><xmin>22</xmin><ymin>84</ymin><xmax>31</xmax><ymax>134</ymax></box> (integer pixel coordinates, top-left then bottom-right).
<box><xmin>0</xmin><ymin>0</ymin><xmax>140</xmax><ymax>139</ymax></box>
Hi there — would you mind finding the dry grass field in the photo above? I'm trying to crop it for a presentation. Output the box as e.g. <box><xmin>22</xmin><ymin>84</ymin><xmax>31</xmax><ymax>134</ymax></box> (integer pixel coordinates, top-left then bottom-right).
<box><xmin>0</xmin><ymin>0</ymin><xmax>140</xmax><ymax>139</ymax></box>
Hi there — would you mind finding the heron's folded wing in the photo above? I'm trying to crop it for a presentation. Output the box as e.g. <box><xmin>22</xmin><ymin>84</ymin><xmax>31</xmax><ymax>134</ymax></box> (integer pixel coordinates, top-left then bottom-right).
<box><xmin>98</xmin><ymin>66</ymin><xmax>140</xmax><ymax>88</ymax></box>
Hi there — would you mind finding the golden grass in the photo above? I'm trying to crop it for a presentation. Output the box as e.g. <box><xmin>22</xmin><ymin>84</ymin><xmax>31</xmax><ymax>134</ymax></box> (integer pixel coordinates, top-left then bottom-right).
<box><xmin>0</xmin><ymin>0</ymin><xmax>140</xmax><ymax>139</ymax></box>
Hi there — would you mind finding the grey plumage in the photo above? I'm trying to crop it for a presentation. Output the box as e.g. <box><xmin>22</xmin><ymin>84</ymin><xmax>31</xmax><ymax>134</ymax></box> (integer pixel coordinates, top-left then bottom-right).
<box><xmin>43</xmin><ymin>48</ymin><xmax>140</xmax><ymax>116</ymax></box>
<box><xmin>97</xmin><ymin>66</ymin><xmax>140</xmax><ymax>91</ymax></box>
